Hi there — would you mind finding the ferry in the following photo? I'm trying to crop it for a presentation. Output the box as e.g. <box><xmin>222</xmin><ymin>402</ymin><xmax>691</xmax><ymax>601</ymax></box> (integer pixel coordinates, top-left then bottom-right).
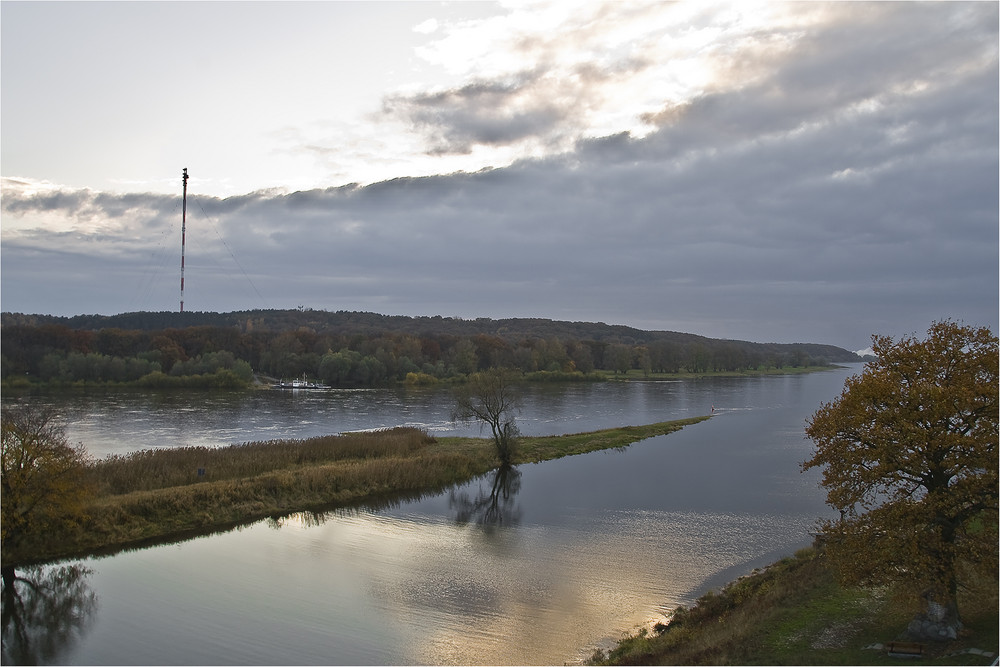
<box><xmin>272</xmin><ymin>375</ymin><xmax>331</xmax><ymax>390</ymax></box>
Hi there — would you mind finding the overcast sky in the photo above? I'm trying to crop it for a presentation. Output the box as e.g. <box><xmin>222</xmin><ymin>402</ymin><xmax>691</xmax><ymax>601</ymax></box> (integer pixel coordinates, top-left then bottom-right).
<box><xmin>2</xmin><ymin>1</ymin><xmax>997</xmax><ymax>349</ymax></box>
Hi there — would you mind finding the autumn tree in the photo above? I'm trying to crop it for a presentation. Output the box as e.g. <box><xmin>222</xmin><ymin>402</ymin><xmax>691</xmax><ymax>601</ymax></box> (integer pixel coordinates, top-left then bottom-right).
<box><xmin>803</xmin><ymin>321</ymin><xmax>998</xmax><ymax>635</ymax></box>
<box><xmin>452</xmin><ymin>367</ymin><xmax>522</xmax><ymax>465</ymax></box>
<box><xmin>1</xmin><ymin>404</ymin><xmax>93</xmax><ymax>564</ymax></box>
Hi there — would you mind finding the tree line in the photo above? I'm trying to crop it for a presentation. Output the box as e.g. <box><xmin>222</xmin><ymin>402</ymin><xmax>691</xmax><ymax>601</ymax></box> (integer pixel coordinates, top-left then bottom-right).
<box><xmin>0</xmin><ymin>311</ymin><xmax>856</xmax><ymax>388</ymax></box>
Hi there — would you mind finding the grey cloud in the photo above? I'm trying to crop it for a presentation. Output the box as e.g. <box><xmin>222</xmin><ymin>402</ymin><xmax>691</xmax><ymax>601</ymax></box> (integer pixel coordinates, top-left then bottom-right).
<box><xmin>2</xmin><ymin>188</ymin><xmax>92</xmax><ymax>215</ymax></box>
<box><xmin>381</xmin><ymin>51</ymin><xmax>656</xmax><ymax>156</ymax></box>
<box><xmin>646</xmin><ymin>3</ymin><xmax>997</xmax><ymax>142</ymax></box>
<box><xmin>379</xmin><ymin>2</ymin><xmax>664</xmax><ymax>156</ymax></box>
<box><xmin>2</xmin><ymin>3</ymin><xmax>996</xmax><ymax>346</ymax></box>
<box><xmin>2</xmin><ymin>186</ymin><xmax>176</xmax><ymax>223</ymax></box>
<box><xmin>383</xmin><ymin>73</ymin><xmax>568</xmax><ymax>153</ymax></box>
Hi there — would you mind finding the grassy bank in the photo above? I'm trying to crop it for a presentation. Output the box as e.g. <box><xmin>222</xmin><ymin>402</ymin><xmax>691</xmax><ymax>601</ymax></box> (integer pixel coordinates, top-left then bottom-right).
<box><xmin>592</xmin><ymin>546</ymin><xmax>998</xmax><ymax>665</ymax></box>
<box><xmin>3</xmin><ymin>364</ymin><xmax>843</xmax><ymax>392</ymax></box>
<box><xmin>597</xmin><ymin>365</ymin><xmax>845</xmax><ymax>382</ymax></box>
<box><xmin>4</xmin><ymin>416</ymin><xmax>710</xmax><ymax>567</ymax></box>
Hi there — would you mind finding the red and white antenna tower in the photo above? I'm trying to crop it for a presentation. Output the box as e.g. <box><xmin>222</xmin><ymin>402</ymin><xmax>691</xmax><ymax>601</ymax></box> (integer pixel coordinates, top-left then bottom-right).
<box><xmin>180</xmin><ymin>167</ymin><xmax>189</xmax><ymax>312</ymax></box>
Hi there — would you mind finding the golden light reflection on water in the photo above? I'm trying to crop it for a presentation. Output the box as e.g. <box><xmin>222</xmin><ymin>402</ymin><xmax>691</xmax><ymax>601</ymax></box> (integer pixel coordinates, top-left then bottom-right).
<box><xmin>274</xmin><ymin>507</ymin><xmax>799</xmax><ymax>665</ymax></box>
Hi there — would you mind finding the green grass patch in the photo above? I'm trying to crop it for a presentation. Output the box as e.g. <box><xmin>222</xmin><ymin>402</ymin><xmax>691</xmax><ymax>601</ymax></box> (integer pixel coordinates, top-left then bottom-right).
<box><xmin>515</xmin><ymin>417</ymin><xmax>711</xmax><ymax>463</ymax></box>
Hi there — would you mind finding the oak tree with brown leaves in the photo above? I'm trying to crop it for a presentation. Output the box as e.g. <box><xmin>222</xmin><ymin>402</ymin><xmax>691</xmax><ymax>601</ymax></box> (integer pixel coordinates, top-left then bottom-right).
<box><xmin>1</xmin><ymin>404</ymin><xmax>93</xmax><ymax>566</ymax></box>
<box><xmin>803</xmin><ymin>321</ymin><xmax>998</xmax><ymax>632</ymax></box>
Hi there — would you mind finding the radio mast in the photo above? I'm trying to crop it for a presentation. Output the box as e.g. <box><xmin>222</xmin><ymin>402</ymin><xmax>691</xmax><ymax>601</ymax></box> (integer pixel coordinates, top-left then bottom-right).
<box><xmin>180</xmin><ymin>168</ymin><xmax>188</xmax><ymax>312</ymax></box>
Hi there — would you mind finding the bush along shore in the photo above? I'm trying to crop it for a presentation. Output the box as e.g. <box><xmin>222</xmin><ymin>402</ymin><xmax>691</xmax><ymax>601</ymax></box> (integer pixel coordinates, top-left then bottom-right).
<box><xmin>2</xmin><ymin>417</ymin><xmax>710</xmax><ymax>567</ymax></box>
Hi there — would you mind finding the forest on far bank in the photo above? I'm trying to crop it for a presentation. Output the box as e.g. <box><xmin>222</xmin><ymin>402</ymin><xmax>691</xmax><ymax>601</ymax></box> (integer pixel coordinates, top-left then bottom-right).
<box><xmin>1</xmin><ymin>309</ymin><xmax>860</xmax><ymax>388</ymax></box>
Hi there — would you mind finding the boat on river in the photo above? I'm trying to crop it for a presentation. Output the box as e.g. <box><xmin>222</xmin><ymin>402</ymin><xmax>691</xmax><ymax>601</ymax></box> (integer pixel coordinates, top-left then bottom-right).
<box><xmin>272</xmin><ymin>376</ymin><xmax>331</xmax><ymax>390</ymax></box>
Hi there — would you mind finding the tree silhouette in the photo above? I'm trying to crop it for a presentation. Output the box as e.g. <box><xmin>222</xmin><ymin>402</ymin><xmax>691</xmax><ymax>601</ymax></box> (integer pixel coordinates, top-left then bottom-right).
<box><xmin>2</xmin><ymin>564</ymin><xmax>98</xmax><ymax>664</ymax></box>
<box><xmin>450</xmin><ymin>464</ymin><xmax>523</xmax><ymax>530</ymax></box>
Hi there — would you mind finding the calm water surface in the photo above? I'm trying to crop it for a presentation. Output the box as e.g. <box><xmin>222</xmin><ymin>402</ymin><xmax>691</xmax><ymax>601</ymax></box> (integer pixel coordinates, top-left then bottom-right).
<box><xmin>7</xmin><ymin>379</ymin><xmax>723</xmax><ymax>458</ymax></box>
<box><xmin>2</xmin><ymin>367</ymin><xmax>859</xmax><ymax>665</ymax></box>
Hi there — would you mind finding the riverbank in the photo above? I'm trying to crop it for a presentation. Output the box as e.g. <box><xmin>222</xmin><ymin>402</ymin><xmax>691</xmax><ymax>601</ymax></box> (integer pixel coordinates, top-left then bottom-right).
<box><xmin>2</xmin><ymin>363</ymin><xmax>847</xmax><ymax>391</ymax></box>
<box><xmin>597</xmin><ymin>364</ymin><xmax>846</xmax><ymax>381</ymax></box>
<box><xmin>590</xmin><ymin>546</ymin><xmax>998</xmax><ymax>665</ymax></box>
<box><xmin>2</xmin><ymin>416</ymin><xmax>710</xmax><ymax>567</ymax></box>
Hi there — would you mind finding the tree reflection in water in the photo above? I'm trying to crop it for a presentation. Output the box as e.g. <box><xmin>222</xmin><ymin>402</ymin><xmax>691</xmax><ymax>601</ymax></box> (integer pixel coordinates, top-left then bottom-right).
<box><xmin>1</xmin><ymin>564</ymin><xmax>97</xmax><ymax>665</ymax></box>
<box><xmin>450</xmin><ymin>464</ymin><xmax>522</xmax><ymax>529</ymax></box>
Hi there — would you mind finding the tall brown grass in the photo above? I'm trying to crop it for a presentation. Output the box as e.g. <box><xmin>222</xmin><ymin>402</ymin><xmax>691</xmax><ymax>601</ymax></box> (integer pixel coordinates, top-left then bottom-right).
<box><xmin>88</xmin><ymin>427</ymin><xmax>435</xmax><ymax>494</ymax></box>
<box><xmin>76</xmin><ymin>450</ymin><xmax>494</xmax><ymax>550</ymax></box>
<box><xmin>6</xmin><ymin>428</ymin><xmax>497</xmax><ymax>565</ymax></box>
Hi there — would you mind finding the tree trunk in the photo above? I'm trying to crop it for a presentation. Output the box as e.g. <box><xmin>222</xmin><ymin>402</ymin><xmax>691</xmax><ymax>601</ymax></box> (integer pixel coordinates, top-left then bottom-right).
<box><xmin>907</xmin><ymin>586</ymin><xmax>962</xmax><ymax>641</ymax></box>
<box><xmin>1</xmin><ymin>565</ymin><xmax>15</xmax><ymax>589</ymax></box>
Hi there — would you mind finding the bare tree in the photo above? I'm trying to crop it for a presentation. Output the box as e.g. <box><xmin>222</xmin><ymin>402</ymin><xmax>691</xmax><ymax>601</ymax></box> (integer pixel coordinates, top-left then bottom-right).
<box><xmin>452</xmin><ymin>367</ymin><xmax>522</xmax><ymax>465</ymax></box>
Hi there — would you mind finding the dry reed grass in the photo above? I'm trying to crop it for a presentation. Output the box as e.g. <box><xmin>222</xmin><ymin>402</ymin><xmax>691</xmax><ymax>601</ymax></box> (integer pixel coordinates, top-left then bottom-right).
<box><xmin>77</xmin><ymin>450</ymin><xmax>495</xmax><ymax>549</ymax></box>
<box><xmin>7</xmin><ymin>428</ymin><xmax>497</xmax><ymax>564</ymax></box>
<box><xmin>88</xmin><ymin>427</ymin><xmax>435</xmax><ymax>495</ymax></box>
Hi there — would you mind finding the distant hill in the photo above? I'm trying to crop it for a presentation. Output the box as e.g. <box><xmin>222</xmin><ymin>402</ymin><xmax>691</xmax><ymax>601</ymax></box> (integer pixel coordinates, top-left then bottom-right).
<box><xmin>0</xmin><ymin>309</ymin><xmax>860</xmax><ymax>362</ymax></box>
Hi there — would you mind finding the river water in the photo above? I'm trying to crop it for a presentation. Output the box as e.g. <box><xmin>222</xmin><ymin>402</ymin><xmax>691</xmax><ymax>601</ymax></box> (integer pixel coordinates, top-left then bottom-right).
<box><xmin>1</xmin><ymin>366</ymin><xmax>859</xmax><ymax>665</ymax></box>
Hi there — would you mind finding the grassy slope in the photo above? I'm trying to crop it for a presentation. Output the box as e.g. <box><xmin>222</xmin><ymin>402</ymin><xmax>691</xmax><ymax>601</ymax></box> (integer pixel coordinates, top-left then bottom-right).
<box><xmin>5</xmin><ymin>417</ymin><xmax>710</xmax><ymax>567</ymax></box>
<box><xmin>594</xmin><ymin>547</ymin><xmax>998</xmax><ymax>666</ymax></box>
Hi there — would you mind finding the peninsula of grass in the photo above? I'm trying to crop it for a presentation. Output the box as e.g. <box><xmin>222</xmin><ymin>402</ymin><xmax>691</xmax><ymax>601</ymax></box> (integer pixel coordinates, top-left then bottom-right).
<box><xmin>4</xmin><ymin>416</ymin><xmax>710</xmax><ymax>568</ymax></box>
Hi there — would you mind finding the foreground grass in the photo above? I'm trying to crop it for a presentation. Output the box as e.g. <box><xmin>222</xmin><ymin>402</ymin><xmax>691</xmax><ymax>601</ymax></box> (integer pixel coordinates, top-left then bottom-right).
<box><xmin>593</xmin><ymin>547</ymin><xmax>998</xmax><ymax>666</ymax></box>
<box><xmin>5</xmin><ymin>417</ymin><xmax>710</xmax><ymax>567</ymax></box>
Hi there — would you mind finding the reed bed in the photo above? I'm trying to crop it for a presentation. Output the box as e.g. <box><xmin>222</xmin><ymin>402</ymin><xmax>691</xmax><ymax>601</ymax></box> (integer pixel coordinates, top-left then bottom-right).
<box><xmin>65</xmin><ymin>450</ymin><xmax>496</xmax><ymax>555</ymax></box>
<box><xmin>11</xmin><ymin>434</ymin><xmax>497</xmax><ymax>565</ymax></box>
<box><xmin>88</xmin><ymin>427</ymin><xmax>435</xmax><ymax>495</ymax></box>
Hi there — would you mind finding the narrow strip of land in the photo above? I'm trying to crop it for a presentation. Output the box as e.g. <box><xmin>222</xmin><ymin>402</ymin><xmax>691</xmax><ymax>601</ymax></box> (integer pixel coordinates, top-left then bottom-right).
<box><xmin>6</xmin><ymin>416</ymin><xmax>710</xmax><ymax>567</ymax></box>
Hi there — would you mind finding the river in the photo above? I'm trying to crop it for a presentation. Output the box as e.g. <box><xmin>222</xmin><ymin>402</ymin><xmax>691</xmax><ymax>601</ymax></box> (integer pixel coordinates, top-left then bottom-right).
<box><xmin>1</xmin><ymin>366</ymin><xmax>860</xmax><ymax>665</ymax></box>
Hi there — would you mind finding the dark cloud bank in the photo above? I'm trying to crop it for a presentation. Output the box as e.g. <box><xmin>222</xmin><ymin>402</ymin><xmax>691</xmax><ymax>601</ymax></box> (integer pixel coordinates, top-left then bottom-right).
<box><xmin>2</xmin><ymin>3</ymin><xmax>997</xmax><ymax>347</ymax></box>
